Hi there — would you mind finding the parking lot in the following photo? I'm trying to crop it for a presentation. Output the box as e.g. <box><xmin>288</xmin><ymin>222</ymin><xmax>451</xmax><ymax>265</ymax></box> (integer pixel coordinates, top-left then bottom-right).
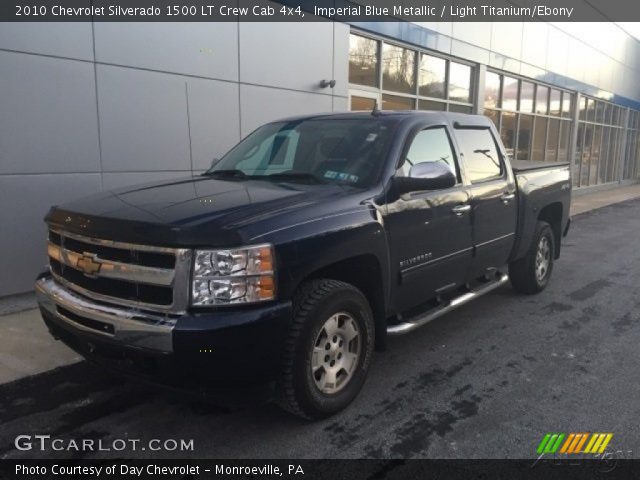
<box><xmin>1</xmin><ymin>198</ymin><xmax>639</xmax><ymax>460</ymax></box>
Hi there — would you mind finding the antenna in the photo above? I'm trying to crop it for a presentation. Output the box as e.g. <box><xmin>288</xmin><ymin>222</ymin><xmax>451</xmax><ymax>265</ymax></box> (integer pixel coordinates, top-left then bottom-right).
<box><xmin>371</xmin><ymin>100</ymin><xmax>380</xmax><ymax>116</ymax></box>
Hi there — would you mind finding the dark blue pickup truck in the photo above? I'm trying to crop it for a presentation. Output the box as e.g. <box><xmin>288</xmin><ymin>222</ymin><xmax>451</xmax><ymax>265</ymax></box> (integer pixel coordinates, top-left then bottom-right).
<box><xmin>36</xmin><ymin>111</ymin><xmax>571</xmax><ymax>418</ymax></box>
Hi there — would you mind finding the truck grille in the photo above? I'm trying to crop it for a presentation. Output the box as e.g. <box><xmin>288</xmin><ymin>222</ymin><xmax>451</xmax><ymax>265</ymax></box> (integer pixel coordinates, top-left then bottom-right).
<box><xmin>47</xmin><ymin>228</ymin><xmax>192</xmax><ymax>313</ymax></box>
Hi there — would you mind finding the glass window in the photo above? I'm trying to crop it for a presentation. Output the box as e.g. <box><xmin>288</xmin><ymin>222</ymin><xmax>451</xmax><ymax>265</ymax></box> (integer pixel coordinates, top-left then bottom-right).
<box><xmin>419</xmin><ymin>99</ymin><xmax>445</xmax><ymax>111</ymax></box>
<box><xmin>581</xmin><ymin>124</ymin><xmax>593</xmax><ymax>186</ymax></box>
<box><xmin>595</xmin><ymin>101</ymin><xmax>604</xmax><ymax>124</ymax></box>
<box><xmin>456</xmin><ymin>128</ymin><xmax>503</xmax><ymax>182</ymax></box>
<box><xmin>590</xmin><ymin>126</ymin><xmax>602</xmax><ymax>184</ymax></box>
<box><xmin>382</xmin><ymin>94</ymin><xmax>414</xmax><ymax>110</ymax></box>
<box><xmin>349</xmin><ymin>34</ymin><xmax>378</xmax><ymax>87</ymax></box>
<box><xmin>517</xmin><ymin>115</ymin><xmax>533</xmax><ymax>160</ymax></box>
<box><xmin>558</xmin><ymin>120</ymin><xmax>570</xmax><ymax>163</ymax></box>
<box><xmin>350</xmin><ymin>96</ymin><xmax>377</xmax><ymax>111</ymax></box>
<box><xmin>520</xmin><ymin>81</ymin><xmax>534</xmax><ymax>113</ymax></box>
<box><xmin>549</xmin><ymin>90</ymin><xmax>561</xmax><ymax>116</ymax></box>
<box><xmin>401</xmin><ymin>127</ymin><xmax>457</xmax><ymax>178</ymax></box>
<box><xmin>448</xmin><ymin>104</ymin><xmax>472</xmax><ymax>113</ymax></box>
<box><xmin>573</xmin><ymin>123</ymin><xmax>584</xmax><ymax>186</ymax></box>
<box><xmin>579</xmin><ymin>97</ymin><xmax>587</xmax><ymax>121</ymax></box>
<box><xmin>532</xmin><ymin>117</ymin><xmax>547</xmax><ymax>161</ymax></box>
<box><xmin>562</xmin><ymin>92</ymin><xmax>572</xmax><ymax>118</ymax></box>
<box><xmin>536</xmin><ymin>86</ymin><xmax>549</xmax><ymax>115</ymax></box>
<box><xmin>603</xmin><ymin>103</ymin><xmax>612</xmax><ymax>125</ymax></box>
<box><xmin>382</xmin><ymin>44</ymin><xmax>416</xmax><ymax>94</ymax></box>
<box><xmin>546</xmin><ymin>119</ymin><xmax>559</xmax><ymax>161</ymax></box>
<box><xmin>502</xmin><ymin>76</ymin><xmax>518</xmax><ymax>111</ymax></box>
<box><xmin>210</xmin><ymin>118</ymin><xmax>397</xmax><ymax>187</ymax></box>
<box><xmin>449</xmin><ymin>62</ymin><xmax>472</xmax><ymax>103</ymax></box>
<box><xmin>484</xmin><ymin>109</ymin><xmax>499</xmax><ymax>129</ymax></box>
<box><xmin>484</xmin><ymin>72</ymin><xmax>501</xmax><ymax>109</ymax></box>
<box><xmin>599</xmin><ymin>127</ymin><xmax>610</xmax><ymax>183</ymax></box>
<box><xmin>586</xmin><ymin>99</ymin><xmax>596</xmax><ymax>122</ymax></box>
<box><xmin>418</xmin><ymin>54</ymin><xmax>446</xmax><ymax>98</ymax></box>
<box><xmin>501</xmin><ymin>112</ymin><xmax>516</xmax><ymax>159</ymax></box>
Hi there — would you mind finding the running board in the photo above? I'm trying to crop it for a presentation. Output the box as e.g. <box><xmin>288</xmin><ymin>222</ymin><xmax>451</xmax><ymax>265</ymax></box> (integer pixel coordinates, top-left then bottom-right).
<box><xmin>387</xmin><ymin>272</ymin><xmax>509</xmax><ymax>335</ymax></box>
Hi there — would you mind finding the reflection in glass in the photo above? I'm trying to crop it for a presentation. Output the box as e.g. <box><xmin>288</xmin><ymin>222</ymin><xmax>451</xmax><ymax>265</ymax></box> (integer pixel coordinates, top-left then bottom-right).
<box><xmin>590</xmin><ymin>126</ymin><xmax>602</xmax><ymax>184</ymax></box>
<box><xmin>418</xmin><ymin>54</ymin><xmax>446</xmax><ymax>98</ymax></box>
<box><xmin>518</xmin><ymin>115</ymin><xmax>533</xmax><ymax>160</ymax></box>
<box><xmin>350</xmin><ymin>96</ymin><xmax>377</xmax><ymax>111</ymax></box>
<box><xmin>603</xmin><ymin>103</ymin><xmax>612</xmax><ymax>125</ymax></box>
<box><xmin>419</xmin><ymin>99</ymin><xmax>445</xmax><ymax>111</ymax></box>
<box><xmin>595</xmin><ymin>101</ymin><xmax>604</xmax><ymax>124</ymax></box>
<box><xmin>562</xmin><ymin>93</ymin><xmax>572</xmax><ymax>118</ymax></box>
<box><xmin>520</xmin><ymin>82</ymin><xmax>534</xmax><ymax>113</ymax></box>
<box><xmin>349</xmin><ymin>34</ymin><xmax>378</xmax><ymax>87</ymax></box>
<box><xmin>382</xmin><ymin>44</ymin><xmax>415</xmax><ymax>94</ymax></box>
<box><xmin>608</xmin><ymin>128</ymin><xmax>619</xmax><ymax>182</ymax></box>
<box><xmin>549</xmin><ymin>90</ymin><xmax>561</xmax><ymax>116</ymax></box>
<box><xmin>558</xmin><ymin>120</ymin><xmax>570</xmax><ymax>163</ymax></box>
<box><xmin>599</xmin><ymin>127</ymin><xmax>610</xmax><ymax>183</ymax></box>
<box><xmin>502</xmin><ymin>76</ymin><xmax>518</xmax><ymax>111</ymax></box>
<box><xmin>532</xmin><ymin>117</ymin><xmax>547</xmax><ymax>161</ymax></box>
<box><xmin>546</xmin><ymin>119</ymin><xmax>559</xmax><ymax>161</ymax></box>
<box><xmin>536</xmin><ymin>86</ymin><xmax>549</xmax><ymax>115</ymax></box>
<box><xmin>573</xmin><ymin>123</ymin><xmax>584</xmax><ymax>186</ymax></box>
<box><xmin>501</xmin><ymin>112</ymin><xmax>516</xmax><ymax>158</ymax></box>
<box><xmin>579</xmin><ymin>97</ymin><xmax>587</xmax><ymax>121</ymax></box>
<box><xmin>449</xmin><ymin>62</ymin><xmax>471</xmax><ymax>102</ymax></box>
<box><xmin>581</xmin><ymin>124</ymin><xmax>593</xmax><ymax>186</ymax></box>
<box><xmin>448</xmin><ymin>104</ymin><xmax>472</xmax><ymax>113</ymax></box>
<box><xmin>586</xmin><ymin>99</ymin><xmax>596</xmax><ymax>122</ymax></box>
<box><xmin>484</xmin><ymin>72</ymin><xmax>501</xmax><ymax>109</ymax></box>
<box><xmin>484</xmin><ymin>109</ymin><xmax>499</xmax><ymax>129</ymax></box>
<box><xmin>382</xmin><ymin>94</ymin><xmax>414</xmax><ymax>110</ymax></box>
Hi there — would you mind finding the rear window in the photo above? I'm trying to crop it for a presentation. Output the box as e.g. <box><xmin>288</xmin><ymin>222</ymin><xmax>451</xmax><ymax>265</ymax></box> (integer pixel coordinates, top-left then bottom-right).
<box><xmin>455</xmin><ymin>128</ymin><xmax>503</xmax><ymax>183</ymax></box>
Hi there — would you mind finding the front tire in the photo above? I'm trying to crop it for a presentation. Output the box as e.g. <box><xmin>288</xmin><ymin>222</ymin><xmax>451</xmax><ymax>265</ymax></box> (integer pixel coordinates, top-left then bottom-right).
<box><xmin>277</xmin><ymin>279</ymin><xmax>374</xmax><ymax>419</ymax></box>
<box><xmin>509</xmin><ymin>221</ymin><xmax>555</xmax><ymax>294</ymax></box>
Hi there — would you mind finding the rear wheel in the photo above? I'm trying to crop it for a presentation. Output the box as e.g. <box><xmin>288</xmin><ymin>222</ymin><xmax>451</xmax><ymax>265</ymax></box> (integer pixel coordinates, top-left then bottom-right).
<box><xmin>509</xmin><ymin>221</ymin><xmax>555</xmax><ymax>294</ymax></box>
<box><xmin>277</xmin><ymin>279</ymin><xmax>374</xmax><ymax>419</ymax></box>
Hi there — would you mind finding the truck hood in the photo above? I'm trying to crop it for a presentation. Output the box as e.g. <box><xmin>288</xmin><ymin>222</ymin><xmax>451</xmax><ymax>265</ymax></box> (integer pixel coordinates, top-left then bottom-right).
<box><xmin>46</xmin><ymin>176</ymin><xmax>368</xmax><ymax>247</ymax></box>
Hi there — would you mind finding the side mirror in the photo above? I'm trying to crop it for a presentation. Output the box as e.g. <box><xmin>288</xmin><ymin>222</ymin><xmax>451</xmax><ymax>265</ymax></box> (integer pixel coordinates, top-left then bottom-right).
<box><xmin>394</xmin><ymin>162</ymin><xmax>456</xmax><ymax>194</ymax></box>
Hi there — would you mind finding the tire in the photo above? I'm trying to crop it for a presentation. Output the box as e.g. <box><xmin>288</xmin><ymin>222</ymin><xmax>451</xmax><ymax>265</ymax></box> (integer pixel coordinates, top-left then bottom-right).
<box><xmin>277</xmin><ymin>279</ymin><xmax>374</xmax><ymax>419</ymax></box>
<box><xmin>509</xmin><ymin>221</ymin><xmax>555</xmax><ymax>294</ymax></box>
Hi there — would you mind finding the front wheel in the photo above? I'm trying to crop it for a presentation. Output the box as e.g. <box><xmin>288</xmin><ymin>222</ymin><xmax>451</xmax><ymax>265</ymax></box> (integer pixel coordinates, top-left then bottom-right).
<box><xmin>509</xmin><ymin>221</ymin><xmax>555</xmax><ymax>294</ymax></box>
<box><xmin>277</xmin><ymin>279</ymin><xmax>374</xmax><ymax>419</ymax></box>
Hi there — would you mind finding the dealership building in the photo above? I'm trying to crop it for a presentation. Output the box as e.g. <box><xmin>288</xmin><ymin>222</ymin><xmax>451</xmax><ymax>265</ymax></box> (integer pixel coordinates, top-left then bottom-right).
<box><xmin>1</xmin><ymin>19</ymin><xmax>639</xmax><ymax>296</ymax></box>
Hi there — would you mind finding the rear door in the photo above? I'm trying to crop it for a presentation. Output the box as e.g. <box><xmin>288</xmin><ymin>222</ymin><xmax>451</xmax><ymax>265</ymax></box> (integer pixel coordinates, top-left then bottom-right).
<box><xmin>454</xmin><ymin>126</ymin><xmax>518</xmax><ymax>277</ymax></box>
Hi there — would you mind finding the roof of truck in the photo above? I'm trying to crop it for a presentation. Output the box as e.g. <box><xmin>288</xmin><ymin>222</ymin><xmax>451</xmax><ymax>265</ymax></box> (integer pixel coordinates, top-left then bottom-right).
<box><xmin>269</xmin><ymin>110</ymin><xmax>493</xmax><ymax>128</ymax></box>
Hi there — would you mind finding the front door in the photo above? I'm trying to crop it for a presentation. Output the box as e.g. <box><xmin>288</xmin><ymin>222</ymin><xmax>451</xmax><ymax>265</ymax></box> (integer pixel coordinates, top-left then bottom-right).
<box><xmin>384</xmin><ymin>125</ymin><xmax>473</xmax><ymax>312</ymax></box>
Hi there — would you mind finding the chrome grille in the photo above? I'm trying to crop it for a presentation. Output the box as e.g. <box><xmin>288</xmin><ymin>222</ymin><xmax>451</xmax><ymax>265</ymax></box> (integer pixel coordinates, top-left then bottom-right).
<box><xmin>47</xmin><ymin>228</ymin><xmax>192</xmax><ymax>313</ymax></box>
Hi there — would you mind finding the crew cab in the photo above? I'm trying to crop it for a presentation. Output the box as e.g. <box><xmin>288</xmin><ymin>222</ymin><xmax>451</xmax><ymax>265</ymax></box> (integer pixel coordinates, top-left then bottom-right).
<box><xmin>35</xmin><ymin>111</ymin><xmax>571</xmax><ymax>418</ymax></box>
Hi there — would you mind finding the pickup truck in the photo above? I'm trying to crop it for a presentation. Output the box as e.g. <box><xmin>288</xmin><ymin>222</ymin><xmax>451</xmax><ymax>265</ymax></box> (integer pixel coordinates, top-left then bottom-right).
<box><xmin>35</xmin><ymin>111</ymin><xmax>571</xmax><ymax>419</ymax></box>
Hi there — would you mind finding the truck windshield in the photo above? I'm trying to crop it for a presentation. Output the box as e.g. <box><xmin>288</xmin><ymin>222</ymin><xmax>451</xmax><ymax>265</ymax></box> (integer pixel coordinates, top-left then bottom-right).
<box><xmin>205</xmin><ymin>118</ymin><xmax>396</xmax><ymax>187</ymax></box>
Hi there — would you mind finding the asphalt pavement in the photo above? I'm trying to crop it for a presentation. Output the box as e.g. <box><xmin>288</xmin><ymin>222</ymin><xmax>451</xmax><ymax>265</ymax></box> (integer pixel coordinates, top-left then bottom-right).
<box><xmin>1</xmin><ymin>199</ymin><xmax>640</xmax><ymax>460</ymax></box>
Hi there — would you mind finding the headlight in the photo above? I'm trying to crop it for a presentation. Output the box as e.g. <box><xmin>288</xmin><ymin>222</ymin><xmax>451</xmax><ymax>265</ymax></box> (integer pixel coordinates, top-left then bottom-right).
<box><xmin>191</xmin><ymin>245</ymin><xmax>275</xmax><ymax>306</ymax></box>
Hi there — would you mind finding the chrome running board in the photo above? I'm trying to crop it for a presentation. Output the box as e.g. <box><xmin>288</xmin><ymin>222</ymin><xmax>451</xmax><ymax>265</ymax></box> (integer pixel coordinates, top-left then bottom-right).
<box><xmin>387</xmin><ymin>272</ymin><xmax>509</xmax><ymax>335</ymax></box>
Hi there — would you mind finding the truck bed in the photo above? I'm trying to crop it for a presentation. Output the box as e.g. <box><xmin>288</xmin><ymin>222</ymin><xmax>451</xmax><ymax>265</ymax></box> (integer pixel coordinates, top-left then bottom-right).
<box><xmin>510</xmin><ymin>160</ymin><xmax>570</xmax><ymax>173</ymax></box>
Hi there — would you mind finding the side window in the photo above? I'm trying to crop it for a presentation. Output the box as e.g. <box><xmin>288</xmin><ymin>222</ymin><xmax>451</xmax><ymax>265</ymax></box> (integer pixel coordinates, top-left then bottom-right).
<box><xmin>400</xmin><ymin>127</ymin><xmax>458</xmax><ymax>178</ymax></box>
<box><xmin>455</xmin><ymin>128</ymin><xmax>503</xmax><ymax>183</ymax></box>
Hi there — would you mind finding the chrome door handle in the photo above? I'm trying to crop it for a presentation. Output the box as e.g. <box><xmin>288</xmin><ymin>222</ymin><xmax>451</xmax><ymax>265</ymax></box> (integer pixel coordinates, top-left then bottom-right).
<box><xmin>452</xmin><ymin>204</ymin><xmax>471</xmax><ymax>216</ymax></box>
<box><xmin>500</xmin><ymin>192</ymin><xmax>516</xmax><ymax>204</ymax></box>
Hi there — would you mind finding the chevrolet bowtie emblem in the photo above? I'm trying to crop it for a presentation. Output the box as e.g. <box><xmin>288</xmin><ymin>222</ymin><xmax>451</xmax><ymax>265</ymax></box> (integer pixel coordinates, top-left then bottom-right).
<box><xmin>76</xmin><ymin>253</ymin><xmax>101</xmax><ymax>275</ymax></box>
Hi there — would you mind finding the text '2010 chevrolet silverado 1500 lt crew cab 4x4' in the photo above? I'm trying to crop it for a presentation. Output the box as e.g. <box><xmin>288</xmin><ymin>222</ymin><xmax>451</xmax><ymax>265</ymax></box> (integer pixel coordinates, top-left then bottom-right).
<box><xmin>36</xmin><ymin>111</ymin><xmax>571</xmax><ymax>419</ymax></box>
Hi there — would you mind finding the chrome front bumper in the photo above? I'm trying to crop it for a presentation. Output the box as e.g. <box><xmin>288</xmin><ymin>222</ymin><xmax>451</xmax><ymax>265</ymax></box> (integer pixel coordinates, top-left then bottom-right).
<box><xmin>35</xmin><ymin>277</ymin><xmax>176</xmax><ymax>353</ymax></box>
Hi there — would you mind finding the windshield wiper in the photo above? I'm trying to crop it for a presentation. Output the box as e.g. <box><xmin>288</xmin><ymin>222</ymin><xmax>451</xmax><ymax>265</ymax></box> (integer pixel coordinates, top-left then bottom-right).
<box><xmin>203</xmin><ymin>169</ymin><xmax>248</xmax><ymax>178</ymax></box>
